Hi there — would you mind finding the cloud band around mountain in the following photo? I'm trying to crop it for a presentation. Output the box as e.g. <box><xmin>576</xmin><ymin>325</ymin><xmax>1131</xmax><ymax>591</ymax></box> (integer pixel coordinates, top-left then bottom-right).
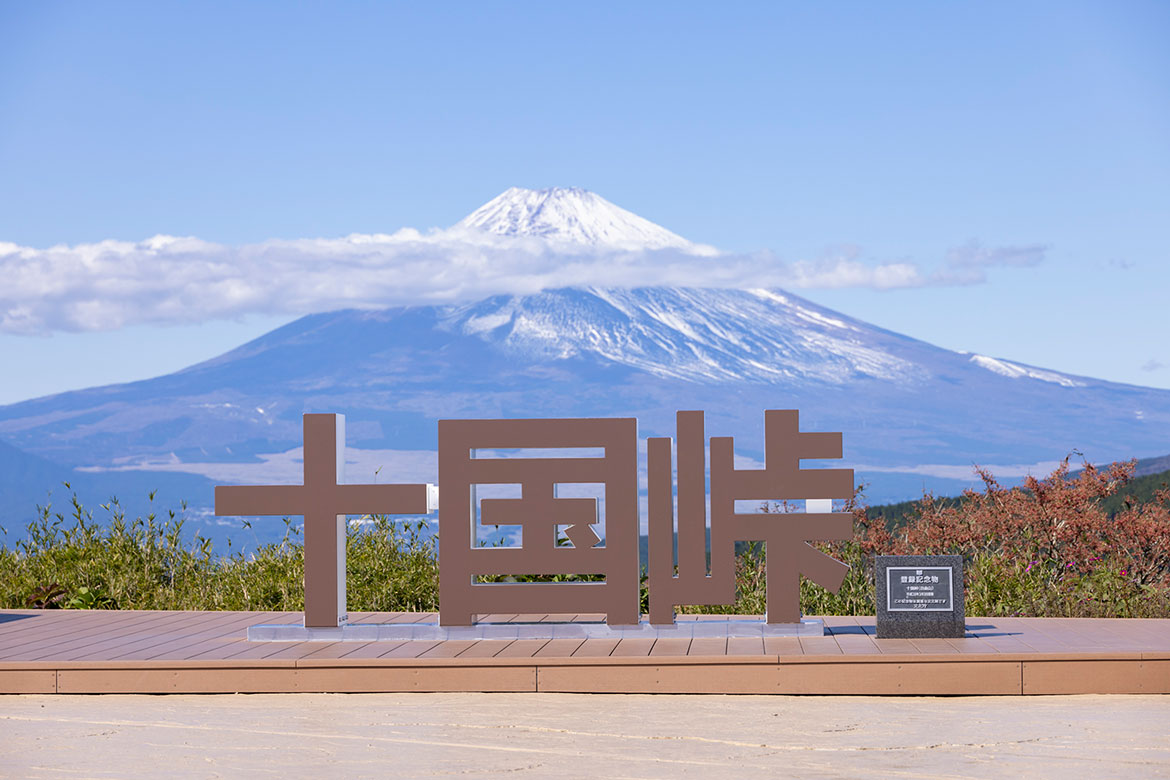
<box><xmin>0</xmin><ymin>229</ymin><xmax>1046</xmax><ymax>335</ymax></box>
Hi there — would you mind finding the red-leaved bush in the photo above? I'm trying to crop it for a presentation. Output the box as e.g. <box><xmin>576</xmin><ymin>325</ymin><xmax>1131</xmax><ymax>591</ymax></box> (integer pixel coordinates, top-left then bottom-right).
<box><xmin>838</xmin><ymin>457</ymin><xmax>1170</xmax><ymax>616</ymax></box>
<box><xmin>697</xmin><ymin>458</ymin><xmax>1170</xmax><ymax>617</ymax></box>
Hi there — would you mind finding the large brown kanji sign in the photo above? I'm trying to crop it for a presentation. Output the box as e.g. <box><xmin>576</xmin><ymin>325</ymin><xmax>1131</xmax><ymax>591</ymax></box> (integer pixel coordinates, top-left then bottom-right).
<box><xmin>215</xmin><ymin>410</ymin><xmax>853</xmax><ymax>630</ymax></box>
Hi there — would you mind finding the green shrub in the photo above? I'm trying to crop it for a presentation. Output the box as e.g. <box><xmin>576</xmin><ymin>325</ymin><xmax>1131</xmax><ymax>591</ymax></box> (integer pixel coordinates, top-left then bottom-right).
<box><xmin>0</xmin><ymin>491</ymin><xmax>438</xmax><ymax>612</ymax></box>
<box><xmin>4</xmin><ymin>455</ymin><xmax>1168</xmax><ymax>619</ymax></box>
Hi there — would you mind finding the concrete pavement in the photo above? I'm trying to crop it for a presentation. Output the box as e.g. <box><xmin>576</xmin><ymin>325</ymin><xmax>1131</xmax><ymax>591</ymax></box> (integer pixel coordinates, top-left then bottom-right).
<box><xmin>2</xmin><ymin>693</ymin><xmax>1168</xmax><ymax>778</ymax></box>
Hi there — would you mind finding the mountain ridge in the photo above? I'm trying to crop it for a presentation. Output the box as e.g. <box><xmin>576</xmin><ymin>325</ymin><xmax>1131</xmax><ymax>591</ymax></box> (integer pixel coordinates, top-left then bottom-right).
<box><xmin>1</xmin><ymin>284</ymin><xmax>1164</xmax><ymax>468</ymax></box>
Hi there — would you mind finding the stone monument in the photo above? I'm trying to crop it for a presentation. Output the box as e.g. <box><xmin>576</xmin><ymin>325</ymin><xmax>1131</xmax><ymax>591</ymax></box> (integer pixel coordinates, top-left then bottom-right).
<box><xmin>875</xmin><ymin>554</ymin><xmax>965</xmax><ymax>638</ymax></box>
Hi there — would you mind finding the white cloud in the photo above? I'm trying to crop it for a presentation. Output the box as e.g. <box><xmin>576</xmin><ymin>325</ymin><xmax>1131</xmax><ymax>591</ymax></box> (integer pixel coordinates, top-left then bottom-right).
<box><xmin>934</xmin><ymin>241</ymin><xmax>1048</xmax><ymax>284</ymax></box>
<box><xmin>0</xmin><ymin>229</ymin><xmax>1044</xmax><ymax>335</ymax></box>
<box><xmin>782</xmin><ymin>254</ymin><xmax>926</xmax><ymax>289</ymax></box>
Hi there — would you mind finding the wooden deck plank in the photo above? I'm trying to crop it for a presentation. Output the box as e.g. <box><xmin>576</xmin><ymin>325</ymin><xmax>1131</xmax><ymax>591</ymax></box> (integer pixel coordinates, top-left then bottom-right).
<box><xmin>379</xmin><ymin>641</ymin><xmax>442</xmax><ymax>659</ymax></box>
<box><xmin>649</xmin><ymin>637</ymin><xmax>692</xmax><ymax>656</ymax></box>
<box><xmin>456</xmin><ymin>640</ymin><xmax>514</xmax><ymax>658</ymax></box>
<box><xmin>1014</xmin><ymin>620</ymin><xmax>1090</xmax><ymax>649</ymax></box>
<box><xmin>379</xmin><ymin>612</ymin><xmax>433</xmax><ymax>624</ymax></box>
<box><xmin>1024</xmin><ymin>659</ymin><xmax>1170</xmax><ymax>694</ymax></box>
<box><xmin>0</xmin><ymin>669</ymin><xmax>56</xmax><ymax>693</ymax></box>
<box><xmin>799</xmin><ymin>636</ymin><xmax>844</xmax><ymax>655</ymax></box>
<box><xmin>872</xmin><ymin>638</ymin><xmax>921</xmax><ymax>655</ymax></box>
<box><xmin>833</xmin><ymin>634</ymin><xmax>883</xmax><ymax>655</ymax></box>
<box><xmin>0</xmin><ymin>610</ymin><xmax>184</xmax><ymax>658</ymax></box>
<box><xmin>910</xmin><ymin>638</ymin><xmax>963</xmax><ymax>655</ymax></box>
<box><xmin>573</xmin><ymin>613</ymin><xmax>606</xmax><ymax>623</ymax></box>
<box><xmin>540</xmin><ymin>614</ymin><xmax>578</xmax><ymax>623</ymax></box>
<box><xmin>1083</xmin><ymin>620</ymin><xmax>1166</xmax><ymax>648</ymax></box>
<box><xmin>114</xmin><ymin>612</ymin><xmax>276</xmax><ymax>661</ymax></box>
<box><xmin>216</xmin><ymin>638</ymin><xmax>298</xmax><ymax>660</ymax></box>
<box><xmin>944</xmin><ymin>637</ymin><xmax>1000</xmax><ymax>654</ymax></box>
<box><xmin>1016</xmin><ymin>635</ymin><xmax>1083</xmax><ymax>653</ymax></box>
<box><xmin>966</xmin><ymin>620</ymin><xmax>1036</xmax><ymax>653</ymax></box>
<box><xmin>265</xmin><ymin>642</ymin><xmax>338</xmax><ymax>660</ymax></box>
<box><xmin>299</xmin><ymin>642</ymin><xmax>376</xmax><ymax>660</ymax></box>
<box><xmin>0</xmin><ymin>607</ymin><xmax>145</xmax><ymax>633</ymax></box>
<box><xmin>571</xmin><ymin>638</ymin><xmax>620</xmax><ymax>657</ymax></box>
<box><xmin>688</xmin><ymin>637</ymin><xmax>727</xmax><ymax>655</ymax></box>
<box><xmin>726</xmin><ymin>637</ymin><xmax>765</xmax><ymax>656</ymax></box>
<box><xmin>821</xmin><ymin>615</ymin><xmax>866</xmax><ymax>633</ymax></box>
<box><xmin>534</xmin><ymin>638</ymin><xmax>586</xmax><ymax>657</ymax></box>
<box><xmin>495</xmin><ymin>639</ymin><xmax>552</xmax><ymax>658</ymax></box>
<box><xmin>2</xmin><ymin>611</ymin><xmax>1169</xmax><ymax>696</ymax></box>
<box><xmin>0</xmin><ymin>610</ymin><xmax>142</xmax><ymax>649</ymax></box>
<box><xmin>167</xmin><ymin>637</ymin><xmax>244</xmax><ymax>661</ymax></box>
<box><xmin>15</xmin><ymin>611</ymin><xmax>220</xmax><ymax>662</ymax></box>
<box><xmin>610</xmin><ymin>638</ymin><xmax>656</xmax><ymax>657</ymax></box>
<box><xmin>763</xmin><ymin>636</ymin><xmax>804</xmax><ymax>656</ymax></box>
<box><xmin>169</xmin><ymin>613</ymin><xmax>305</xmax><ymax>661</ymax></box>
<box><xmin>772</xmin><ymin>661</ymin><xmax>1024</xmax><ymax>695</ymax></box>
<box><xmin>538</xmin><ymin>663</ymin><xmax>783</xmax><ymax>694</ymax></box>
<box><xmin>419</xmin><ymin>640</ymin><xmax>480</xmax><ymax>658</ymax></box>
<box><xmin>334</xmin><ymin>641</ymin><xmax>408</xmax><ymax>659</ymax></box>
<box><xmin>0</xmin><ymin>611</ymin><xmax>52</xmax><ymax>637</ymax></box>
<box><xmin>180</xmin><ymin>614</ymin><xmax>305</xmax><ymax>661</ymax></box>
<box><xmin>973</xmin><ymin>637</ymin><xmax>1038</xmax><ymax>654</ymax></box>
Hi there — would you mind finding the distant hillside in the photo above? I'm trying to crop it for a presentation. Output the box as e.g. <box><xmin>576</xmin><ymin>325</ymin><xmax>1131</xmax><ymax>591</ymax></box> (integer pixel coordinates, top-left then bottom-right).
<box><xmin>866</xmin><ymin>454</ymin><xmax>1170</xmax><ymax>529</ymax></box>
<box><xmin>1127</xmin><ymin>454</ymin><xmax>1170</xmax><ymax>478</ymax></box>
<box><xmin>0</xmin><ymin>439</ymin><xmax>220</xmax><ymax>549</ymax></box>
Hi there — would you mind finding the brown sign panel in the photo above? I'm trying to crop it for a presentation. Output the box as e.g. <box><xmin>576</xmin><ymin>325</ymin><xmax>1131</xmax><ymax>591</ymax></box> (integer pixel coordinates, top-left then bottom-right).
<box><xmin>437</xmin><ymin>417</ymin><xmax>639</xmax><ymax>626</ymax></box>
<box><xmin>215</xmin><ymin>414</ymin><xmax>429</xmax><ymax>628</ymax></box>
<box><xmin>648</xmin><ymin>410</ymin><xmax>854</xmax><ymax>624</ymax></box>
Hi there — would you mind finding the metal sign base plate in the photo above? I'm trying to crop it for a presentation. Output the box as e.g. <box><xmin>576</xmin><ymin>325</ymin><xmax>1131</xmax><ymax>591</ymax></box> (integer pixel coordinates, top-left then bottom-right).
<box><xmin>247</xmin><ymin>618</ymin><xmax>825</xmax><ymax>642</ymax></box>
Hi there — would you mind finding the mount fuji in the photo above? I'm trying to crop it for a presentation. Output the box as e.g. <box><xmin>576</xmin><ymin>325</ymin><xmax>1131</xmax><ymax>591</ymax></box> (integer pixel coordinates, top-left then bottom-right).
<box><xmin>1</xmin><ymin>187</ymin><xmax>1167</xmax><ymax>546</ymax></box>
<box><xmin>455</xmin><ymin>186</ymin><xmax>710</xmax><ymax>252</ymax></box>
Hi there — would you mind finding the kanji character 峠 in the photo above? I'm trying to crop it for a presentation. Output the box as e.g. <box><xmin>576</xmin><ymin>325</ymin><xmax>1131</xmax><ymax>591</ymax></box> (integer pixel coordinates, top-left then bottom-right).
<box><xmin>648</xmin><ymin>410</ymin><xmax>854</xmax><ymax>624</ymax></box>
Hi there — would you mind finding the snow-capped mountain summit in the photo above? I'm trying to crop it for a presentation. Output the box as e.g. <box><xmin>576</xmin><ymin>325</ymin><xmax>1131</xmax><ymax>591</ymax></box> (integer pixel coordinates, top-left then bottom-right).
<box><xmin>455</xmin><ymin>187</ymin><xmax>708</xmax><ymax>252</ymax></box>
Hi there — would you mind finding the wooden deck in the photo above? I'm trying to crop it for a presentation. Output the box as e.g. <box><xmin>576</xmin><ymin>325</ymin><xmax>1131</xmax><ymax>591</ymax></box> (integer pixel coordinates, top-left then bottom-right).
<box><xmin>1</xmin><ymin>610</ymin><xmax>1167</xmax><ymax>695</ymax></box>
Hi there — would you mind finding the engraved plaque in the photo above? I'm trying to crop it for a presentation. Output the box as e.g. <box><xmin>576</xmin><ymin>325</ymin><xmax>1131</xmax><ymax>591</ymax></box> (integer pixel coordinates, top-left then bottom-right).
<box><xmin>886</xmin><ymin>566</ymin><xmax>954</xmax><ymax>612</ymax></box>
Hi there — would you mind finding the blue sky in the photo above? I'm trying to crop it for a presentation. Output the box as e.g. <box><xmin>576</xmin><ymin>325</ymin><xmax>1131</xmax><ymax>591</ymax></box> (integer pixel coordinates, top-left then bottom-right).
<box><xmin>1</xmin><ymin>1</ymin><xmax>1168</xmax><ymax>404</ymax></box>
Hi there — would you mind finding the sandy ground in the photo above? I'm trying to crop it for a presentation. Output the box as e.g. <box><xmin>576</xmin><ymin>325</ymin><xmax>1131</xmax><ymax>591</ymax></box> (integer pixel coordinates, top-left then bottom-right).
<box><xmin>1</xmin><ymin>693</ymin><xmax>1168</xmax><ymax>779</ymax></box>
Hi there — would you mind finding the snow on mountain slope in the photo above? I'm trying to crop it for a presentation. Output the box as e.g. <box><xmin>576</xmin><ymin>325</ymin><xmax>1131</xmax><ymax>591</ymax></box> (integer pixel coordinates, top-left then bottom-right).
<box><xmin>455</xmin><ymin>187</ymin><xmax>711</xmax><ymax>252</ymax></box>
<box><xmin>969</xmin><ymin>354</ymin><xmax>1087</xmax><ymax>387</ymax></box>
<box><xmin>440</xmin><ymin>287</ymin><xmax>920</xmax><ymax>384</ymax></box>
